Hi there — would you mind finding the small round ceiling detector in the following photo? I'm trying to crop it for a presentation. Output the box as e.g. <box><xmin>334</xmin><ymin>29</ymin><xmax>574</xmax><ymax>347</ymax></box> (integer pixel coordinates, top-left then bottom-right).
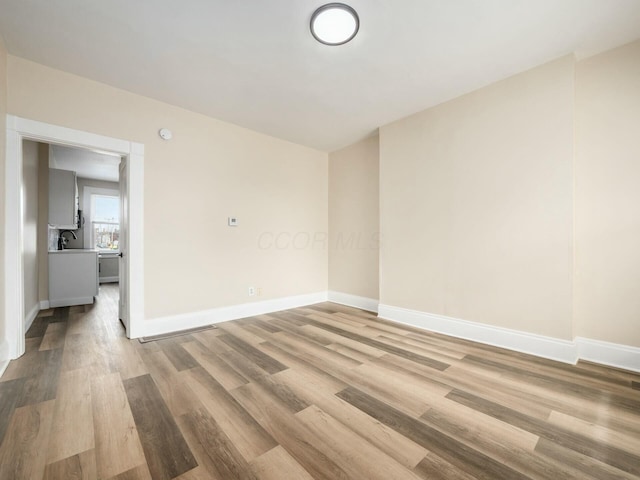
<box><xmin>310</xmin><ymin>3</ymin><xmax>359</xmax><ymax>46</ymax></box>
<box><xmin>158</xmin><ymin>128</ymin><xmax>173</xmax><ymax>140</ymax></box>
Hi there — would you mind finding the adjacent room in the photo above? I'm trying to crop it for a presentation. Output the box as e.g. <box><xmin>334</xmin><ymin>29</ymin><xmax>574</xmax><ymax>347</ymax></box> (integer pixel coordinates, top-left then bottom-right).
<box><xmin>0</xmin><ymin>1</ymin><xmax>639</xmax><ymax>479</ymax></box>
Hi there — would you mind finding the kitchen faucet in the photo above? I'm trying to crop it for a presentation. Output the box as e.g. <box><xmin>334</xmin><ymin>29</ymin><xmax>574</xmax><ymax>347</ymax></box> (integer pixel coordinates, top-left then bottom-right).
<box><xmin>58</xmin><ymin>230</ymin><xmax>78</xmax><ymax>250</ymax></box>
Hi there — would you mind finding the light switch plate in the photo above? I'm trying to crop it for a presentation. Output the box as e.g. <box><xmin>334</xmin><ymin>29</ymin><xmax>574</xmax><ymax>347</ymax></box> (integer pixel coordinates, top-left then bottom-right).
<box><xmin>228</xmin><ymin>217</ymin><xmax>238</xmax><ymax>226</ymax></box>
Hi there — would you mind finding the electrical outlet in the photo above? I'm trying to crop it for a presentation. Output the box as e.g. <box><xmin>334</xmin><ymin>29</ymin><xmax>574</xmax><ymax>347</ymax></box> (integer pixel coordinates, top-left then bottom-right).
<box><xmin>257</xmin><ymin>287</ymin><xmax>262</xmax><ymax>296</ymax></box>
<box><xmin>248</xmin><ymin>286</ymin><xmax>256</xmax><ymax>296</ymax></box>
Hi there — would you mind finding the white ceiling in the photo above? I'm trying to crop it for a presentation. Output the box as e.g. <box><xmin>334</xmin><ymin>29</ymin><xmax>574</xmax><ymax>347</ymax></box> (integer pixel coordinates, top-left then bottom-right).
<box><xmin>1</xmin><ymin>1</ymin><xmax>640</xmax><ymax>152</ymax></box>
<box><xmin>50</xmin><ymin>145</ymin><xmax>121</xmax><ymax>183</ymax></box>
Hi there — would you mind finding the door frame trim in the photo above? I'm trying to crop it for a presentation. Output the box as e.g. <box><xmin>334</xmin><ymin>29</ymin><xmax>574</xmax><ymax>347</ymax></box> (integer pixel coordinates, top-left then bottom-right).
<box><xmin>4</xmin><ymin>115</ymin><xmax>145</xmax><ymax>358</ymax></box>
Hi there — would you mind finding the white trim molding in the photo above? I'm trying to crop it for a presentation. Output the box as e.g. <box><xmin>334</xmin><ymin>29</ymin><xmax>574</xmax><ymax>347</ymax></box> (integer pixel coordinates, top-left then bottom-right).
<box><xmin>140</xmin><ymin>291</ymin><xmax>329</xmax><ymax>338</ymax></box>
<box><xmin>378</xmin><ymin>304</ymin><xmax>578</xmax><ymax>364</ymax></box>
<box><xmin>328</xmin><ymin>291</ymin><xmax>379</xmax><ymax>313</ymax></box>
<box><xmin>39</xmin><ymin>300</ymin><xmax>50</xmax><ymax>310</ymax></box>
<box><xmin>4</xmin><ymin>115</ymin><xmax>145</xmax><ymax>358</ymax></box>
<box><xmin>576</xmin><ymin>337</ymin><xmax>640</xmax><ymax>373</ymax></box>
<box><xmin>378</xmin><ymin>304</ymin><xmax>640</xmax><ymax>372</ymax></box>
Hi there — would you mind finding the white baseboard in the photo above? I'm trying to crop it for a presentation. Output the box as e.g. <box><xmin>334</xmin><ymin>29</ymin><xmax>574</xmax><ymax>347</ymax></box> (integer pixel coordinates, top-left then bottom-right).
<box><xmin>378</xmin><ymin>304</ymin><xmax>640</xmax><ymax>372</ymax></box>
<box><xmin>39</xmin><ymin>300</ymin><xmax>50</xmax><ymax>310</ymax></box>
<box><xmin>576</xmin><ymin>337</ymin><xmax>640</xmax><ymax>373</ymax></box>
<box><xmin>49</xmin><ymin>297</ymin><xmax>95</xmax><ymax>308</ymax></box>
<box><xmin>328</xmin><ymin>291</ymin><xmax>379</xmax><ymax>313</ymax></box>
<box><xmin>99</xmin><ymin>276</ymin><xmax>119</xmax><ymax>284</ymax></box>
<box><xmin>0</xmin><ymin>339</ymin><xmax>9</xmax><ymax>378</ymax></box>
<box><xmin>378</xmin><ymin>304</ymin><xmax>579</xmax><ymax>364</ymax></box>
<box><xmin>24</xmin><ymin>303</ymin><xmax>40</xmax><ymax>333</ymax></box>
<box><xmin>139</xmin><ymin>291</ymin><xmax>329</xmax><ymax>338</ymax></box>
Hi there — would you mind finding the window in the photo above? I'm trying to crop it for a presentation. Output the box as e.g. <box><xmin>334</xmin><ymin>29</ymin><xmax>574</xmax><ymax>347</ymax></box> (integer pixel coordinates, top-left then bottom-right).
<box><xmin>91</xmin><ymin>194</ymin><xmax>119</xmax><ymax>252</ymax></box>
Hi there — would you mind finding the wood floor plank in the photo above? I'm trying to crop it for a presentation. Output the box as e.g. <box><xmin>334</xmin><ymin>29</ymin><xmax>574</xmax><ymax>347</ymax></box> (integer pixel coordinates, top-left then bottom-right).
<box><xmin>214</xmin><ymin>346</ymin><xmax>310</xmax><ymax>414</ymax></box>
<box><xmin>304</xmin><ymin>315</ymin><xmax>450</xmax><ymax>371</ymax></box>
<box><xmin>270</xmin><ymin>330</ymin><xmax>362</xmax><ymax>371</ymax></box>
<box><xmin>547</xmin><ymin>410</ymin><xmax>640</xmax><ymax>455</ymax></box>
<box><xmin>275</xmin><ymin>368</ymin><xmax>428</xmax><ymax>469</ymax></box>
<box><xmin>25</xmin><ymin>317</ymin><xmax>51</xmax><ymax>339</ymax></box>
<box><xmin>268</xmin><ymin>318</ymin><xmax>334</xmax><ymax>346</ymax></box>
<box><xmin>377</xmin><ymin>333</ymin><xmax>463</xmax><ymax>364</ymax></box>
<box><xmin>108</xmin><ymin>337</ymin><xmax>149</xmax><ymax>381</ymax></box>
<box><xmin>61</xmin><ymin>333</ymin><xmax>113</xmax><ymax>378</ymax></box>
<box><xmin>1</xmin><ymin>348</ymin><xmax>46</xmax><ymax>382</ymax></box>
<box><xmin>0</xmin><ymin>400</ymin><xmax>55</xmax><ymax>480</ymax></box>
<box><xmin>336</xmin><ymin>386</ymin><xmax>531</xmax><ymax>480</ymax></box>
<box><xmin>0</xmin><ymin>377</ymin><xmax>26</xmax><ymax>445</ymax></box>
<box><xmin>447</xmin><ymin>388</ymin><xmax>640</xmax><ymax>476</ymax></box>
<box><xmin>43</xmin><ymin>449</ymin><xmax>97</xmax><ymax>480</ymax></box>
<box><xmin>301</xmin><ymin>323</ymin><xmax>388</xmax><ymax>357</ymax></box>
<box><xmin>231</xmin><ymin>382</ymin><xmax>352</xmax><ymax>480</ymax></box>
<box><xmin>247</xmin><ymin>318</ymin><xmax>283</xmax><ymax>334</ymax></box>
<box><xmin>325</xmin><ymin>341</ymin><xmax>381</xmax><ymax>363</ymax></box>
<box><xmin>39</xmin><ymin>322</ymin><xmax>68</xmax><ymax>351</ymax></box>
<box><xmin>182</xmin><ymin>340</ymin><xmax>249</xmax><ymax>391</ymax></box>
<box><xmin>256</xmin><ymin>341</ymin><xmax>347</xmax><ymax>393</ymax></box>
<box><xmin>46</xmin><ymin>369</ymin><xmax>95</xmax><ymax>464</ymax></box>
<box><xmin>137</xmin><ymin>349</ymin><xmax>204</xmax><ymax>418</ymax></box>
<box><xmin>295</xmin><ymin>405</ymin><xmax>424</xmax><ymax>480</ymax></box>
<box><xmin>217</xmin><ymin>333</ymin><xmax>288</xmax><ymax>374</ymax></box>
<box><xmin>421</xmin><ymin>407</ymin><xmax>584</xmax><ymax>480</ymax></box>
<box><xmin>218</xmin><ymin>321</ymin><xmax>269</xmax><ymax>346</ymax></box>
<box><xmin>173</xmin><ymin>466</ymin><xmax>214</xmax><ymax>480</ymax></box>
<box><xmin>534</xmin><ymin>438</ymin><xmax>640</xmax><ymax>480</ymax></box>
<box><xmin>123</xmin><ymin>374</ymin><xmax>198</xmax><ymax>480</ymax></box>
<box><xmin>158</xmin><ymin>340</ymin><xmax>199</xmax><ymax>371</ymax></box>
<box><xmin>462</xmin><ymin>354</ymin><xmax>640</xmax><ymax>415</ymax></box>
<box><xmin>178</xmin><ymin>407</ymin><xmax>258</xmax><ymax>480</ymax></box>
<box><xmin>105</xmin><ymin>463</ymin><xmax>153</xmax><ymax>480</ymax></box>
<box><xmin>250</xmin><ymin>446</ymin><xmax>315</xmax><ymax>480</ymax></box>
<box><xmin>91</xmin><ymin>372</ymin><xmax>146</xmax><ymax>479</ymax></box>
<box><xmin>270</xmin><ymin>311</ymin><xmax>312</xmax><ymax>327</ymax></box>
<box><xmin>181</xmin><ymin>366</ymin><xmax>278</xmax><ymax>462</ymax></box>
<box><xmin>16</xmin><ymin>348</ymin><xmax>64</xmax><ymax>407</ymax></box>
<box><xmin>413</xmin><ymin>452</ymin><xmax>478</xmax><ymax>480</ymax></box>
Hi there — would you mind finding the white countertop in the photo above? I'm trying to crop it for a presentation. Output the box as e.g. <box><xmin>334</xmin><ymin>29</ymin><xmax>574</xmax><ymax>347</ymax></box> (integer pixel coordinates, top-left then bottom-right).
<box><xmin>49</xmin><ymin>249</ymin><xmax>99</xmax><ymax>254</ymax></box>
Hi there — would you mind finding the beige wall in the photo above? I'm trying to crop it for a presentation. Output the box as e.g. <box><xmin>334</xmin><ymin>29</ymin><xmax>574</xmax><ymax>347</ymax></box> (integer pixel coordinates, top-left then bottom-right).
<box><xmin>37</xmin><ymin>144</ymin><xmax>49</xmax><ymax>303</ymax></box>
<box><xmin>575</xmin><ymin>40</ymin><xmax>640</xmax><ymax>347</ymax></box>
<box><xmin>328</xmin><ymin>136</ymin><xmax>379</xmax><ymax>300</ymax></box>
<box><xmin>0</xmin><ymin>37</ymin><xmax>7</xmax><ymax>347</ymax></box>
<box><xmin>7</xmin><ymin>56</ymin><xmax>328</xmax><ymax>320</ymax></box>
<box><xmin>22</xmin><ymin>141</ymin><xmax>39</xmax><ymax>321</ymax></box>
<box><xmin>380</xmin><ymin>56</ymin><xmax>575</xmax><ymax>340</ymax></box>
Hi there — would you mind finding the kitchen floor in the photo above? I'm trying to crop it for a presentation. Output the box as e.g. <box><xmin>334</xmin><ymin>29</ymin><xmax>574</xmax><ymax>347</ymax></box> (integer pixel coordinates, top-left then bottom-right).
<box><xmin>0</xmin><ymin>286</ymin><xmax>639</xmax><ymax>479</ymax></box>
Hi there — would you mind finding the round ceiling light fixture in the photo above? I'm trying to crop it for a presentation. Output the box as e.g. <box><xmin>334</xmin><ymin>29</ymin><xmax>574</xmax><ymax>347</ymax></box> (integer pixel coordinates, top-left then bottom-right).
<box><xmin>310</xmin><ymin>3</ymin><xmax>359</xmax><ymax>46</ymax></box>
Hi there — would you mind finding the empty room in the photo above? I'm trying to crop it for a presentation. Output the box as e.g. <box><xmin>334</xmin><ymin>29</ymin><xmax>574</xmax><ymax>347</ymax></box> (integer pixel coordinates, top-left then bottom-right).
<box><xmin>0</xmin><ymin>1</ymin><xmax>639</xmax><ymax>479</ymax></box>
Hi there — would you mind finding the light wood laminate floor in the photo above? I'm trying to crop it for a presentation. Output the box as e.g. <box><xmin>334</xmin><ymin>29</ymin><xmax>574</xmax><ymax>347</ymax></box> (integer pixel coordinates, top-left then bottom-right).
<box><xmin>1</xmin><ymin>284</ymin><xmax>639</xmax><ymax>479</ymax></box>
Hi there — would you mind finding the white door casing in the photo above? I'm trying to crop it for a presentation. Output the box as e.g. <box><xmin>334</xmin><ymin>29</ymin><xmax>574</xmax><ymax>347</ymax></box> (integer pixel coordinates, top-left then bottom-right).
<box><xmin>119</xmin><ymin>158</ymin><xmax>129</xmax><ymax>334</ymax></box>
<box><xmin>4</xmin><ymin>115</ymin><xmax>144</xmax><ymax>358</ymax></box>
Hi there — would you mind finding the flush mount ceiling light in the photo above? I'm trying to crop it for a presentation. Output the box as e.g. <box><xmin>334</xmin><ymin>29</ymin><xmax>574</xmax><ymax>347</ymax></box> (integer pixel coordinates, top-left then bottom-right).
<box><xmin>310</xmin><ymin>3</ymin><xmax>359</xmax><ymax>46</ymax></box>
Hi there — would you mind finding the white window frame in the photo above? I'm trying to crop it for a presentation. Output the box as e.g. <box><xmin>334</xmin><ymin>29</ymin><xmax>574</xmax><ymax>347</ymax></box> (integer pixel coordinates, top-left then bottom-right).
<box><xmin>83</xmin><ymin>187</ymin><xmax>120</xmax><ymax>252</ymax></box>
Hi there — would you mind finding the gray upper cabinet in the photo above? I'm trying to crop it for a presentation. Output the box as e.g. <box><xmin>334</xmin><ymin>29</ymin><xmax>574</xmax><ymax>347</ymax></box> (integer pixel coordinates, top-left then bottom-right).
<box><xmin>49</xmin><ymin>168</ymin><xmax>79</xmax><ymax>228</ymax></box>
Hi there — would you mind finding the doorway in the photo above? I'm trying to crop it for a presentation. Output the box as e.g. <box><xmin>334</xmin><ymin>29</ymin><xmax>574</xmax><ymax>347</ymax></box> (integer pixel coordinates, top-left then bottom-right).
<box><xmin>4</xmin><ymin>116</ymin><xmax>144</xmax><ymax>359</ymax></box>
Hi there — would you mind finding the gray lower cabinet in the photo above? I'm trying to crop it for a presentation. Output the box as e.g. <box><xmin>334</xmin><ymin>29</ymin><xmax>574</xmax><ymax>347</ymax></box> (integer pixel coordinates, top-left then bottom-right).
<box><xmin>49</xmin><ymin>250</ymin><xmax>99</xmax><ymax>307</ymax></box>
<box><xmin>99</xmin><ymin>255</ymin><xmax>120</xmax><ymax>283</ymax></box>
